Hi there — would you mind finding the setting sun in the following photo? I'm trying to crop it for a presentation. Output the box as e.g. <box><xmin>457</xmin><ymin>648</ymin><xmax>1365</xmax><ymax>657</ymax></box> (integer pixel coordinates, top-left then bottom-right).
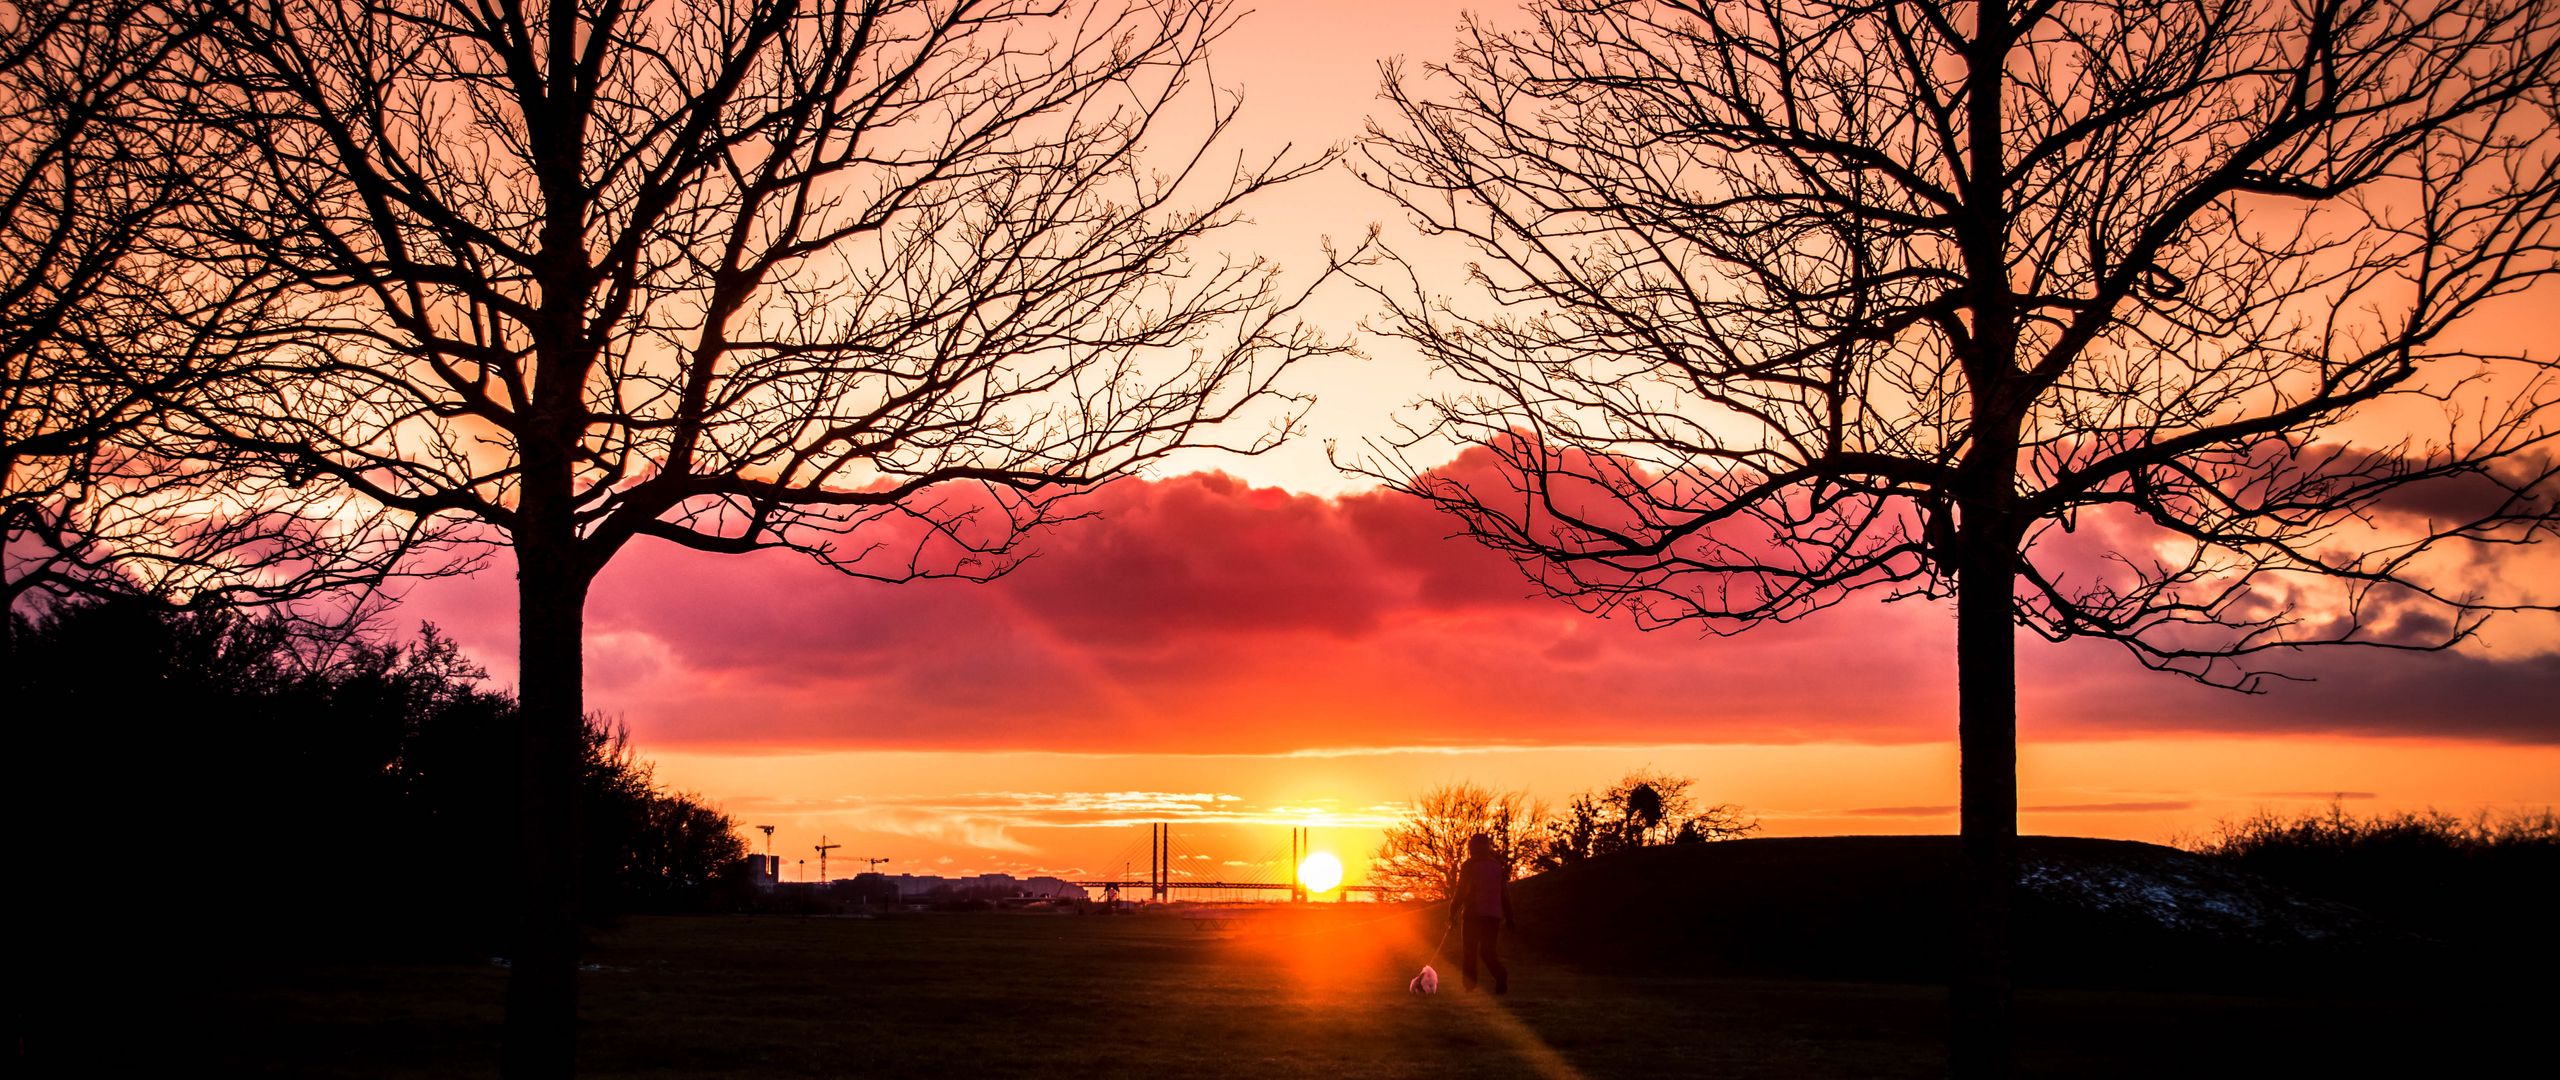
<box><xmin>1297</xmin><ymin>851</ymin><xmax>1344</xmax><ymax>894</ymax></box>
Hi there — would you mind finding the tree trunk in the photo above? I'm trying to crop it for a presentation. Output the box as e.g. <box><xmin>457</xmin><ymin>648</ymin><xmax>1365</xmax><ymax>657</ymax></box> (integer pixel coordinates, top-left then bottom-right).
<box><xmin>508</xmin><ymin>31</ymin><xmax>597</xmax><ymax>1059</ymax></box>
<box><xmin>1951</xmin><ymin>536</ymin><xmax>2019</xmax><ymax>1078</ymax></box>
<box><xmin>1951</xmin><ymin>2</ymin><xmax>2019</xmax><ymax>1073</ymax></box>
<box><xmin>503</xmin><ymin>520</ymin><xmax>588</xmax><ymax>1077</ymax></box>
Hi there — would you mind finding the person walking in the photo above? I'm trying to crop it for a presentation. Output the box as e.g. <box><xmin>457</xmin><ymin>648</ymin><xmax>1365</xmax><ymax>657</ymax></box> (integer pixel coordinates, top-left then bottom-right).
<box><xmin>1449</xmin><ymin>832</ymin><xmax>1516</xmax><ymax>993</ymax></box>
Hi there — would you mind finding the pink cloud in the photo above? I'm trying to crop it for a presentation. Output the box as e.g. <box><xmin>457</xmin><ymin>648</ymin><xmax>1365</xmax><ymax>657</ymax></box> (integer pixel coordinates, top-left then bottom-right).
<box><xmin>388</xmin><ymin>469</ymin><xmax>2559</xmax><ymax>753</ymax></box>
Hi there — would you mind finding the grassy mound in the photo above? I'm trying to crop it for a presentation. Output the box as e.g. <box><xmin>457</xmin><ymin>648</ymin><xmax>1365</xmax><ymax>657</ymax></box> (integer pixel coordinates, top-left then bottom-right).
<box><xmin>1500</xmin><ymin>836</ymin><xmax>2408</xmax><ymax>989</ymax></box>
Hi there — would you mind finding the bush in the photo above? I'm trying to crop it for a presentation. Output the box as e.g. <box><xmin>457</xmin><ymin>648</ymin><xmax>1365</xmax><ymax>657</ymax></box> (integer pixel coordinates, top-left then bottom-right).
<box><xmin>5</xmin><ymin>597</ymin><xmax>747</xmax><ymax>961</ymax></box>
<box><xmin>2182</xmin><ymin>803</ymin><xmax>2558</xmax><ymax>956</ymax></box>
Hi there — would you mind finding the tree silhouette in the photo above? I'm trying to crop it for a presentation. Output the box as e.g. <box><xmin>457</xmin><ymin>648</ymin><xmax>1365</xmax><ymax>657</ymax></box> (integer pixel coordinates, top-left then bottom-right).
<box><xmin>160</xmin><ymin>1</ymin><xmax>1344</xmax><ymax>1071</ymax></box>
<box><xmin>1529</xmin><ymin>768</ymin><xmax>1756</xmax><ymax>869</ymax></box>
<box><xmin>1621</xmin><ymin>780</ymin><xmax>1664</xmax><ymax>843</ymax></box>
<box><xmin>581</xmin><ymin>718</ymin><xmax>751</xmax><ymax>915</ymax></box>
<box><xmin>1354</xmin><ymin>1</ymin><xmax>2560</xmax><ymax>1073</ymax></box>
<box><xmin>2</xmin><ymin>1</ymin><xmax>442</xmax><ymax>617</ymax></box>
<box><xmin>1372</xmin><ymin>781</ymin><xmax>1544</xmax><ymax>901</ymax></box>
<box><xmin>5</xmin><ymin>596</ymin><xmax>746</xmax><ymax>981</ymax></box>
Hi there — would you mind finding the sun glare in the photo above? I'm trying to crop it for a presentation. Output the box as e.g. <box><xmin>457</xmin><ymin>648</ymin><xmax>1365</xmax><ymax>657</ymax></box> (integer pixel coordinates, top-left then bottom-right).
<box><xmin>1298</xmin><ymin>851</ymin><xmax>1344</xmax><ymax>893</ymax></box>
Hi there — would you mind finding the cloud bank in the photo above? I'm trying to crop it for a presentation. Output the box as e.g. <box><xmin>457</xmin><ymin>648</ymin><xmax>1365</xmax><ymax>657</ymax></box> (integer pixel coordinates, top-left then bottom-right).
<box><xmin>397</xmin><ymin>467</ymin><xmax>2559</xmax><ymax>753</ymax></box>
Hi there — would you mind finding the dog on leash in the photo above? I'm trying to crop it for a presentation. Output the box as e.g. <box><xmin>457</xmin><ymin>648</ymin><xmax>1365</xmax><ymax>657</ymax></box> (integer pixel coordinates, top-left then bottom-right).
<box><xmin>1408</xmin><ymin>963</ymin><xmax>1440</xmax><ymax>994</ymax></box>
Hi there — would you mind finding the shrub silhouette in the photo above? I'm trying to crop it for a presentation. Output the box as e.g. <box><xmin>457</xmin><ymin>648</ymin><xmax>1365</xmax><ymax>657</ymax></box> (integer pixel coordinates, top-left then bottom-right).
<box><xmin>2184</xmin><ymin>804</ymin><xmax>2558</xmax><ymax>959</ymax></box>
<box><xmin>6</xmin><ymin>597</ymin><xmax>744</xmax><ymax>959</ymax></box>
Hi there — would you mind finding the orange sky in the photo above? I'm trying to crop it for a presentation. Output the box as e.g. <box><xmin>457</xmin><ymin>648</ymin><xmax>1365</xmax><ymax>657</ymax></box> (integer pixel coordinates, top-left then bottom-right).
<box><xmin>393</xmin><ymin>460</ymin><xmax>2559</xmax><ymax>886</ymax></box>
<box><xmin>643</xmin><ymin>737</ymin><xmax>2560</xmax><ymax>891</ymax></box>
<box><xmin>382</xmin><ymin>0</ymin><xmax>2557</xmax><ymax>889</ymax></box>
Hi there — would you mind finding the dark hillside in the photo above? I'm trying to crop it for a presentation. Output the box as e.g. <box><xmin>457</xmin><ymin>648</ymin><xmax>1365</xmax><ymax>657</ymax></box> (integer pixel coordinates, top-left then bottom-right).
<box><xmin>1502</xmin><ymin>836</ymin><xmax>2427</xmax><ymax>990</ymax></box>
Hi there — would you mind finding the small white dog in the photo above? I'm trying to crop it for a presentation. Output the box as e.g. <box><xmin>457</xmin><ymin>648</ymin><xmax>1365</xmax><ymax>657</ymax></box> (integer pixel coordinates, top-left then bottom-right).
<box><xmin>1408</xmin><ymin>963</ymin><xmax>1440</xmax><ymax>994</ymax></box>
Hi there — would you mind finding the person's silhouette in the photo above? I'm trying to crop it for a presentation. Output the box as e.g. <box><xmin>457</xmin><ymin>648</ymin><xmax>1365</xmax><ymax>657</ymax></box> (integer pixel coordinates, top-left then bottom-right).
<box><xmin>1449</xmin><ymin>832</ymin><xmax>1517</xmax><ymax>993</ymax></box>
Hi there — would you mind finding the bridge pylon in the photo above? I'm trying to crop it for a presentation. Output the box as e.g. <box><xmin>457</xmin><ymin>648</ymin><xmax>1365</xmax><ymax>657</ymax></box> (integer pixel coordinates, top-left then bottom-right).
<box><xmin>1289</xmin><ymin>826</ymin><xmax>1309</xmax><ymax>903</ymax></box>
<box><xmin>1150</xmin><ymin>822</ymin><xmax>1169</xmax><ymax>903</ymax></box>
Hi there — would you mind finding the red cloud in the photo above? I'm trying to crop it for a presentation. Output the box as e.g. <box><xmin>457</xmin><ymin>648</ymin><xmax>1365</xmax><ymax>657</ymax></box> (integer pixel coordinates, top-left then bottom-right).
<box><xmin>392</xmin><ymin>468</ymin><xmax>2559</xmax><ymax>753</ymax></box>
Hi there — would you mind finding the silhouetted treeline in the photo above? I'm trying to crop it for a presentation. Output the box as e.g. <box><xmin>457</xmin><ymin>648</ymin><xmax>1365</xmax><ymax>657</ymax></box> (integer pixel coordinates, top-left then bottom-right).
<box><xmin>2184</xmin><ymin>804</ymin><xmax>2559</xmax><ymax>959</ymax></box>
<box><xmin>1527</xmin><ymin>769</ymin><xmax>1759</xmax><ymax>872</ymax></box>
<box><xmin>3</xmin><ymin>598</ymin><xmax>746</xmax><ymax>961</ymax></box>
<box><xmin>1373</xmin><ymin>771</ymin><xmax>1761</xmax><ymax>900</ymax></box>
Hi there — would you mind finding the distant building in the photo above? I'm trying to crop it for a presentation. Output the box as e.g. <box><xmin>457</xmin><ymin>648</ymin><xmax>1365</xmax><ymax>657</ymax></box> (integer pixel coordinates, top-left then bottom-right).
<box><xmin>850</xmin><ymin>871</ymin><xmax>1087</xmax><ymax>901</ymax></box>
<box><xmin>1019</xmin><ymin>876</ymin><xmax>1082</xmax><ymax>899</ymax></box>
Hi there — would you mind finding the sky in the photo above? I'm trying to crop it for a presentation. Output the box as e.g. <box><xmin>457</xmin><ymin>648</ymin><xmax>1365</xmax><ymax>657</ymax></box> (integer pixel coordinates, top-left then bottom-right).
<box><xmin>385</xmin><ymin>0</ymin><xmax>2560</xmax><ymax>891</ymax></box>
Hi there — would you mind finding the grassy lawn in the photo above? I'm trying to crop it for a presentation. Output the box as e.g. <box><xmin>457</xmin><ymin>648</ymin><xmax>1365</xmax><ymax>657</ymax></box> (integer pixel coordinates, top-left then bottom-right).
<box><xmin>171</xmin><ymin>907</ymin><xmax>2539</xmax><ymax>1078</ymax></box>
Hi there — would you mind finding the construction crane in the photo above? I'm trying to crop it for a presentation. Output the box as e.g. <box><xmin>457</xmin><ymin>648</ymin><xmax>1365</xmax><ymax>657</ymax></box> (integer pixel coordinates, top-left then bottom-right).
<box><xmin>813</xmin><ymin>836</ymin><xmax>842</xmax><ymax>883</ymax></box>
<box><xmin>857</xmin><ymin>857</ymin><xmax>889</xmax><ymax>874</ymax></box>
<box><xmin>755</xmin><ymin>825</ymin><xmax>775</xmax><ymax>857</ymax></box>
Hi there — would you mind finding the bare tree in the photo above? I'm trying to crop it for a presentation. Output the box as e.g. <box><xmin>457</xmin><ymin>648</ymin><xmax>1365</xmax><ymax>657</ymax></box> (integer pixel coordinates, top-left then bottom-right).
<box><xmin>1353</xmin><ymin>1</ymin><xmax>2560</xmax><ymax>1073</ymax></box>
<box><xmin>1529</xmin><ymin>768</ymin><xmax>1757</xmax><ymax>869</ymax></box>
<box><xmin>1670</xmin><ymin>801</ymin><xmax>1757</xmax><ymax>844</ymax></box>
<box><xmin>1372</xmin><ymin>780</ymin><xmax>1545</xmax><ymax>902</ymax></box>
<box><xmin>161</xmin><ymin>0</ymin><xmax>1344</xmax><ymax>1071</ymax></box>
<box><xmin>1587</xmin><ymin>769</ymin><xmax>1758</xmax><ymax>852</ymax></box>
<box><xmin>2</xmin><ymin>1</ymin><xmax>441</xmax><ymax>621</ymax></box>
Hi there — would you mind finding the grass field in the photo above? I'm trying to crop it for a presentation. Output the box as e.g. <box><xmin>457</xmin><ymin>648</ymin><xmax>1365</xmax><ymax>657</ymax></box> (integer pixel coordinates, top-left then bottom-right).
<box><xmin>162</xmin><ymin>904</ymin><xmax>2547</xmax><ymax>1078</ymax></box>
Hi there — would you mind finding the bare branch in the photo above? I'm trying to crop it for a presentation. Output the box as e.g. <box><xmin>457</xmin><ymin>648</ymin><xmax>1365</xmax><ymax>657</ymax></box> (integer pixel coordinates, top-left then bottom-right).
<box><xmin>1352</xmin><ymin>0</ymin><xmax>2560</xmax><ymax>686</ymax></box>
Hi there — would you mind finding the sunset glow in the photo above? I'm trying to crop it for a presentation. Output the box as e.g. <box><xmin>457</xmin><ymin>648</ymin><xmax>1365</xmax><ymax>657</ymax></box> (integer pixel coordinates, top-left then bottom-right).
<box><xmin>20</xmin><ymin>1</ymin><xmax>2560</xmax><ymax>1076</ymax></box>
<box><xmin>330</xmin><ymin>0</ymin><xmax>2560</xmax><ymax>886</ymax></box>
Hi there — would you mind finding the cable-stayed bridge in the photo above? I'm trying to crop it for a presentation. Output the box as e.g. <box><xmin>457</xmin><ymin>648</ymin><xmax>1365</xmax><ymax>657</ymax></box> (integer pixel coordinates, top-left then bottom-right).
<box><xmin>1071</xmin><ymin>823</ymin><xmax>1387</xmax><ymax>900</ymax></box>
